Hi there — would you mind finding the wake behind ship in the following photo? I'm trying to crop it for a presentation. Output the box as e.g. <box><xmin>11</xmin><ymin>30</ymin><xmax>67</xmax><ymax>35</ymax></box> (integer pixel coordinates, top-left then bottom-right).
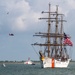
<box><xmin>32</xmin><ymin>4</ymin><xmax>73</xmax><ymax>68</ymax></box>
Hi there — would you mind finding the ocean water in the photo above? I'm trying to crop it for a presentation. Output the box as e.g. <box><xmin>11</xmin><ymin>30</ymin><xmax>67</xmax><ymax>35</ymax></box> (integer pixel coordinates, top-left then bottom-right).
<box><xmin>0</xmin><ymin>62</ymin><xmax>75</xmax><ymax>75</ymax></box>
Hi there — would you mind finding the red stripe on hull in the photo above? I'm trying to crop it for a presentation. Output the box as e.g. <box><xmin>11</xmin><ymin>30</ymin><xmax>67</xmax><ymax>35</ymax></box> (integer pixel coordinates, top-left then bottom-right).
<box><xmin>52</xmin><ymin>58</ymin><xmax>54</xmax><ymax>68</ymax></box>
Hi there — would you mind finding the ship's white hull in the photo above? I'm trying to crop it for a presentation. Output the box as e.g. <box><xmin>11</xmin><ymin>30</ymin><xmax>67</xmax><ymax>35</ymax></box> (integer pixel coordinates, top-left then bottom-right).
<box><xmin>40</xmin><ymin>57</ymin><xmax>70</xmax><ymax>68</ymax></box>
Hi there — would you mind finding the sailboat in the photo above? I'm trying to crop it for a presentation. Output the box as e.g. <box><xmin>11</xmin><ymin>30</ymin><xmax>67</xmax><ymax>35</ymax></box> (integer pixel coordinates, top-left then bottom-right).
<box><xmin>32</xmin><ymin>4</ymin><xmax>73</xmax><ymax>68</ymax></box>
<box><xmin>2</xmin><ymin>63</ymin><xmax>6</xmax><ymax>67</ymax></box>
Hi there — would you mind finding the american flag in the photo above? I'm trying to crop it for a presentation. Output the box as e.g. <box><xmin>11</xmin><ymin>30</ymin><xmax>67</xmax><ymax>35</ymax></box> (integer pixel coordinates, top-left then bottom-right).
<box><xmin>63</xmin><ymin>33</ymin><xmax>73</xmax><ymax>46</ymax></box>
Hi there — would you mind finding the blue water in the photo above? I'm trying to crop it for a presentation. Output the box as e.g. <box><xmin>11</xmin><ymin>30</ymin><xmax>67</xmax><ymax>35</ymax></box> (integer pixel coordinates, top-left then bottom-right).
<box><xmin>0</xmin><ymin>62</ymin><xmax>75</xmax><ymax>75</ymax></box>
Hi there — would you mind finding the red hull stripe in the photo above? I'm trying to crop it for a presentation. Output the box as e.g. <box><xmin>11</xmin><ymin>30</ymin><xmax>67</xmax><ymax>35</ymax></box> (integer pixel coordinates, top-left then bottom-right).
<box><xmin>51</xmin><ymin>58</ymin><xmax>55</xmax><ymax>68</ymax></box>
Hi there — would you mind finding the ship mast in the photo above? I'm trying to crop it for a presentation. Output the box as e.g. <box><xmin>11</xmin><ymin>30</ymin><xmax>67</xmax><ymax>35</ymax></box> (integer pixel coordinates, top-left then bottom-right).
<box><xmin>55</xmin><ymin>5</ymin><xmax>58</xmax><ymax>58</ymax></box>
<box><xmin>32</xmin><ymin>4</ymin><xmax>66</xmax><ymax>59</ymax></box>
<box><xmin>47</xmin><ymin>3</ymin><xmax>51</xmax><ymax>57</ymax></box>
<box><xmin>60</xmin><ymin>15</ymin><xmax>63</xmax><ymax>57</ymax></box>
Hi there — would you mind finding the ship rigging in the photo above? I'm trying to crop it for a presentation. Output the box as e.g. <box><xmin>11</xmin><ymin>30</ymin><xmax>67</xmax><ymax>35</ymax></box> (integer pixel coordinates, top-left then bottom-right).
<box><xmin>32</xmin><ymin>3</ymin><xmax>73</xmax><ymax>68</ymax></box>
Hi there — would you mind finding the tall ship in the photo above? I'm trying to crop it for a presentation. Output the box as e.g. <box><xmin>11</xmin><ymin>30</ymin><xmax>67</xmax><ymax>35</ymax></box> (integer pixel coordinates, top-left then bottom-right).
<box><xmin>32</xmin><ymin>4</ymin><xmax>73</xmax><ymax>68</ymax></box>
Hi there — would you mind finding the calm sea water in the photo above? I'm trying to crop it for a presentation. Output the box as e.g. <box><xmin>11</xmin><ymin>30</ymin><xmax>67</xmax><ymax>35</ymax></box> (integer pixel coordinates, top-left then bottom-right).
<box><xmin>0</xmin><ymin>62</ymin><xmax>75</xmax><ymax>75</ymax></box>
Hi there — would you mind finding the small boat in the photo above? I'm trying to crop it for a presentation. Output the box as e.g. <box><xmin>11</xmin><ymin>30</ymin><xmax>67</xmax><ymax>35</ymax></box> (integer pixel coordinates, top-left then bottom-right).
<box><xmin>32</xmin><ymin>3</ymin><xmax>73</xmax><ymax>68</ymax></box>
<box><xmin>2</xmin><ymin>63</ymin><xmax>6</xmax><ymax>67</ymax></box>
<box><xmin>24</xmin><ymin>58</ymin><xmax>35</xmax><ymax>65</ymax></box>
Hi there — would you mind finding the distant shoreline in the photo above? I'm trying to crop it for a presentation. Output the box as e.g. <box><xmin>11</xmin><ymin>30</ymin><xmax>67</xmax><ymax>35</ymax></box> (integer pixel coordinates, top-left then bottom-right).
<box><xmin>0</xmin><ymin>61</ymin><xmax>40</xmax><ymax>64</ymax></box>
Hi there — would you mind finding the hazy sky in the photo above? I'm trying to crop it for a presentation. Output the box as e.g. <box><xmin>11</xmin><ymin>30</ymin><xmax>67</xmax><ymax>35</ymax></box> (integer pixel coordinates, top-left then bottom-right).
<box><xmin>0</xmin><ymin>0</ymin><xmax>75</xmax><ymax>61</ymax></box>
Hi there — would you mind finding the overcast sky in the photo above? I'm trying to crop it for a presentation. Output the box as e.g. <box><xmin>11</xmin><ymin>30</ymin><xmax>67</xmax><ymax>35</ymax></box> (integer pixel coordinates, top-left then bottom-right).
<box><xmin>0</xmin><ymin>0</ymin><xmax>75</xmax><ymax>61</ymax></box>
